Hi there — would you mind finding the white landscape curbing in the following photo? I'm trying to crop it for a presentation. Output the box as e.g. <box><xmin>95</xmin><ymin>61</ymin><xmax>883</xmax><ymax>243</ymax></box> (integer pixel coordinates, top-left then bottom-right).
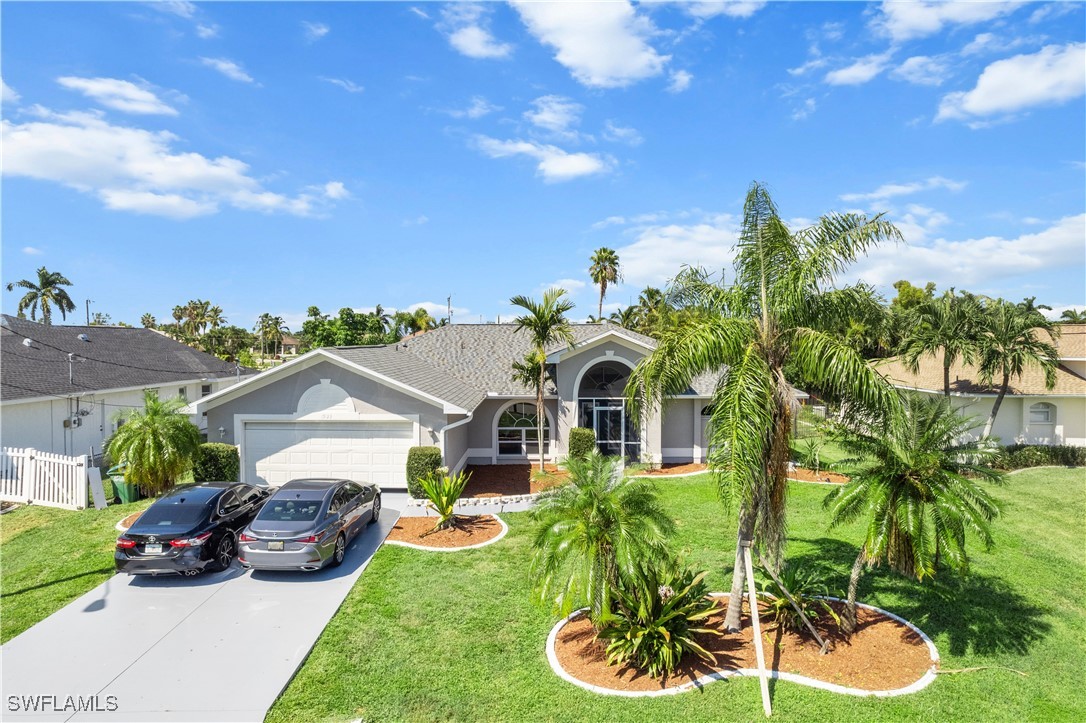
<box><xmin>384</xmin><ymin>513</ymin><xmax>509</xmax><ymax>552</ymax></box>
<box><xmin>545</xmin><ymin>593</ymin><xmax>940</xmax><ymax>699</ymax></box>
<box><xmin>628</xmin><ymin>470</ymin><xmax>708</xmax><ymax>479</ymax></box>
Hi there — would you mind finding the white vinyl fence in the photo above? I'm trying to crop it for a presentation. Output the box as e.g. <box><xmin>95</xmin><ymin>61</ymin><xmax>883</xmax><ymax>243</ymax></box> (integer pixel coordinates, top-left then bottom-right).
<box><xmin>0</xmin><ymin>447</ymin><xmax>89</xmax><ymax>510</ymax></box>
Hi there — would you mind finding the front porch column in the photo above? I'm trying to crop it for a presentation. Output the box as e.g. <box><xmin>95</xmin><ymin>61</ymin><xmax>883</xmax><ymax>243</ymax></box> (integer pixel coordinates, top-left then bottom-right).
<box><xmin>693</xmin><ymin>400</ymin><xmax>703</xmax><ymax>462</ymax></box>
<box><xmin>643</xmin><ymin>406</ymin><xmax>663</xmax><ymax>464</ymax></box>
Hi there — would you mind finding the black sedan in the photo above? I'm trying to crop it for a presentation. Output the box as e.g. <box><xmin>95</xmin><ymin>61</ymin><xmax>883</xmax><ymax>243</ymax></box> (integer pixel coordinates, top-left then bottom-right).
<box><xmin>116</xmin><ymin>482</ymin><xmax>271</xmax><ymax>576</ymax></box>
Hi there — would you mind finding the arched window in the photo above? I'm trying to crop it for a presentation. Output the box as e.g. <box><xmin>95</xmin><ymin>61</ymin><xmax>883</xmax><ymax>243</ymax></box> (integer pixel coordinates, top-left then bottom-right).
<box><xmin>1029</xmin><ymin>402</ymin><xmax>1056</xmax><ymax>425</ymax></box>
<box><xmin>497</xmin><ymin>403</ymin><xmax>550</xmax><ymax>457</ymax></box>
<box><xmin>577</xmin><ymin>362</ymin><xmax>631</xmax><ymax>398</ymax></box>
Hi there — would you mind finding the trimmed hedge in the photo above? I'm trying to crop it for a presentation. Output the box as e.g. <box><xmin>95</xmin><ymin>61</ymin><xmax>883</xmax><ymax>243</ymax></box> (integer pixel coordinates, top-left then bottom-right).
<box><xmin>407</xmin><ymin>446</ymin><xmax>443</xmax><ymax>498</ymax></box>
<box><xmin>193</xmin><ymin>443</ymin><xmax>240</xmax><ymax>482</ymax></box>
<box><xmin>1000</xmin><ymin>444</ymin><xmax>1085</xmax><ymax>469</ymax></box>
<box><xmin>568</xmin><ymin>427</ymin><xmax>597</xmax><ymax>461</ymax></box>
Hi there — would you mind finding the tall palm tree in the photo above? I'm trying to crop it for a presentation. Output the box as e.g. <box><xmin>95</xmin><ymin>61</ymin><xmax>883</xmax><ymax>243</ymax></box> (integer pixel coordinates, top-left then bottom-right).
<box><xmin>511</xmin><ymin>288</ymin><xmax>576</xmax><ymax>472</ymax></box>
<box><xmin>5</xmin><ymin>267</ymin><xmax>76</xmax><ymax>324</ymax></box>
<box><xmin>824</xmin><ymin>394</ymin><xmax>1003</xmax><ymax>632</ymax></box>
<box><xmin>635</xmin><ymin>286</ymin><xmax>669</xmax><ymax>336</ymax></box>
<box><xmin>900</xmin><ymin>290</ymin><xmax>985</xmax><ymax>396</ymax></box>
<box><xmin>108</xmin><ymin>391</ymin><xmax>202</xmax><ymax>496</ymax></box>
<box><xmin>977</xmin><ymin>300</ymin><xmax>1059</xmax><ymax>438</ymax></box>
<box><xmin>530</xmin><ymin>450</ymin><xmax>675</xmax><ymax>624</ymax></box>
<box><xmin>589</xmin><ymin>247</ymin><xmax>622</xmax><ymax>321</ymax></box>
<box><xmin>254</xmin><ymin>313</ymin><xmax>272</xmax><ymax>362</ymax></box>
<box><xmin>372</xmin><ymin>304</ymin><xmax>391</xmax><ymax>334</ymax></box>
<box><xmin>627</xmin><ymin>182</ymin><xmax>903</xmax><ymax>631</ymax></box>
<box><xmin>140</xmin><ymin>313</ymin><xmax>156</xmax><ymax>329</ymax></box>
<box><xmin>1060</xmin><ymin>308</ymin><xmax>1086</xmax><ymax>323</ymax></box>
<box><xmin>410</xmin><ymin>307</ymin><xmax>436</xmax><ymax>333</ymax></box>
<box><xmin>206</xmin><ymin>305</ymin><xmax>226</xmax><ymax>332</ymax></box>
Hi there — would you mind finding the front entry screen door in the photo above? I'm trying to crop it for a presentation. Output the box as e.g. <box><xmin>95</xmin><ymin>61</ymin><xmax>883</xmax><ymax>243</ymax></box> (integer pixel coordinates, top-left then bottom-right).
<box><xmin>593</xmin><ymin>405</ymin><xmax>624</xmax><ymax>457</ymax></box>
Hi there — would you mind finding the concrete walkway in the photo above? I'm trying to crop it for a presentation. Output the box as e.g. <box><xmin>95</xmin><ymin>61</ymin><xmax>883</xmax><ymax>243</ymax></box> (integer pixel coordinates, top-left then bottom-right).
<box><xmin>1</xmin><ymin>493</ymin><xmax>406</xmax><ymax>722</ymax></box>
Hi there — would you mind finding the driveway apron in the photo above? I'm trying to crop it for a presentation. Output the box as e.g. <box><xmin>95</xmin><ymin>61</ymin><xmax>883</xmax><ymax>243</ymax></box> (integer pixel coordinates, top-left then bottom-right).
<box><xmin>1</xmin><ymin>493</ymin><xmax>406</xmax><ymax>722</ymax></box>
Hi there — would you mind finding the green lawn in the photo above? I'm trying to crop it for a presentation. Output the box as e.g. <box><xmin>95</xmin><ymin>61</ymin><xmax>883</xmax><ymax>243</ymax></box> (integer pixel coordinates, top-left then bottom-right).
<box><xmin>269</xmin><ymin>467</ymin><xmax>1086</xmax><ymax>723</ymax></box>
<box><xmin>0</xmin><ymin>497</ymin><xmax>154</xmax><ymax>643</ymax></box>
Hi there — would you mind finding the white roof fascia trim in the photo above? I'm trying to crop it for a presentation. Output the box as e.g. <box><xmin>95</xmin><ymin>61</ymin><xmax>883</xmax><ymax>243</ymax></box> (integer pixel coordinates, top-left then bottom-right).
<box><xmin>3</xmin><ymin>375</ymin><xmax>256</xmax><ymax>408</ymax></box>
<box><xmin>186</xmin><ymin>352</ymin><xmax>324</xmax><ymax>413</ymax></box>
<box><xmin>889</xmin><ymin>382</ymin><xmax>1085</xmax><ymax>399</ymax></box>
<box><xmin>546</xmin><ymin>330</ymin><xmax>654</xmax><ymax>363</ymax></box>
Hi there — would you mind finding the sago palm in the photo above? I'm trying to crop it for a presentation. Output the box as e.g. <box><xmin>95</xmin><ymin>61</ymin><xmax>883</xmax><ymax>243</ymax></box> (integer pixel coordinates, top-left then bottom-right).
<box><xmin>628</xmin><ymin>181</ymin><xmax>903</xmax><ymax>630</ymax></box>
<box><xmin>108</xmin><ymin>391</ymin><xmax>202</xmax><ymax>496</ymax></box>
<box><xmin>511</xmin><ymin>288</ymin><xmax>576</xmax><ymax>472</ymax></box>
<box><xmin>824</xmin><ymin>394</ymin><xmax>1003</xmax><ymax>633</ymax></box>
<box><xmin>5</xmin><ymin>267</ymin><xmax>77</xmax><ymax>325</ymax></box>
<box><xmin>589</xmin><ymin>247</ymin><xmax>622</xmax><ymax>321</ymax></box>
<box><xmin>530</xmin><ymin>450</ymin><xmax>676</xmax><ymax>625</ymax></box>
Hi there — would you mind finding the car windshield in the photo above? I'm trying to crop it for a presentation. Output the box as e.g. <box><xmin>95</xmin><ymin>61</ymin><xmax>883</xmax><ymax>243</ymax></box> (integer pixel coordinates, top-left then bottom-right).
<box><xmin>257</xmin><ymin>498</ymin><xmax>323</xmax><ymax>522</ymax></box>
<box><xmin>137</xmin><ymin>503</ymin><xmax>209</xmax><ymax>528</ymax></box>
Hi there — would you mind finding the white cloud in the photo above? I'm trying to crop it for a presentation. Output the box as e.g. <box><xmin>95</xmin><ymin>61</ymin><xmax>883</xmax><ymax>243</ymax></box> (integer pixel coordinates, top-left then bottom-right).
<box><xmin>323</xmin><ymin>181</ymin><xmax>349</xmax><ymax>199</ymax></box>
<box><xmin>22</xmin><ymin>246</ymin><xmax>44</xmax><ymax>255</ymax></box>
<box><xmin>787</xmin><ymin>57</ymin><xmax>827</xmax><ymax>77</ymax></box>
<box><xmin>791</xmin><ymin>97</ymin><xmax>816</xmax><ymax>121</ymax></box>
<box><xmin>937</xmin><ymin>42</ymin><xmax>1086</xmax><ymax>123</ymax></box>
<box><xmin>615</xmin><ymin>217</ymin><xmax>740</xmax><ymax>286</ymax></box>
<box><xmin>57</xmin><ymin>76</ymin><xmax>178</xmax><ymax>115</ymax></box>
<box><xmin>511</xmin><ymin>1</ymin><xmax>669</xmax><ymax>88</ymax></box>
<box><xmin>1045</xmin><ymin>304</ymin><xmax>1086</xmax><ymax>322</ymax></box>
<box><xmin>321</xmin><ymin>77</ymin><xmax>364</xmax><ymax>94</ymax></box>
<box><xmin>402</xmin><ymin>215</ymin><xmax>429</xmax><ymax>227</ymax></box>
<box><xmin>824</xmin><ymin>53</ymin><xmax>892</xmax><ymax>86</ymax></box>
<box><xmin>682</xmin><ymin>1</ymin><xmax>767</xmax><ymax>19</ymax></box>
<box><xmin>959</xmin><ymin>32</ymin><xmax>1040</xmax><ymax>57</ymax></box>
<box><xmin>200</xmin><ymin>57</ymin><xmax>256</xmax><ymax>84</ymax></box>
<box><xmin>2</xmin><ymin>78</ymin><xmax>20</xmax><ymax>104</ymax></box>
<box><xmin>409</xmin><ymin>7</ymin><xmax>429</xmax><ymax>20</ymax></box>
<box><xmin>302</xmin><ymin>21</ymin><xmax>330</xmax><ymax>41</ymax></box>
<box><xmin>151</xmin><ymin>1</ymin><xmax>197</xmax><ymax>19</ymax></box>
<box><xmin>524</xmin><ymin>95</ymin><xmax>583</xmax><ymax>136</ymax></box>
<box><xmin>196</xmin><ymin>24</ymin><xmax>219</xmax><ymax>39</ymax></box>
<box><xmin>891</xmin><ymin>204</ymin><xmax>952</xmax><ymax>244</ymax></box>
<box><xmin>446</xmin><ymin>96</ymin><xmax>500</xmax><ymax>119</ymax></box>
<box><xmin>847</xmin><ymin>214</ymin><xmax>1086</xmax><ymax>289</ymax></box>
<box><xmin>667</xmin><ymin>69</ymin><xmax>693</xmax><ymax>93</ymax></box>
<box><xmin>873</xmin><ymin>1</ymin><xmax>1025</xmax><ymax>42</ymax></box>
<box><xmin>892</xmin><ymin>56</ymin><xmax>950</xmax><ymax>86</ymax></box>
<box><xmin>542</xmin><ymin>278</ymin><xmax>586</xmax><ymax>293</ymax></box>
<box><xmin>440</xmin><ymin>4</ymin><xmax>513</xmax><ymax>59</ymax></box>
<box><xmin>473</xmin><ymin>135</ymin><xmax>612</xmax><ymax>183</ymax></box>
<box><xmin>406</xmin><ymin>301</ymin><xmax>469</xmax><ymax>320</ymax></box>
<box><xmin>1029</xmin><ymin>2</ymin><xmax>1079</xmax><ymax>24</ymax></box>
<box><xmin>602</xmin><ymin>120</ymin><xmax>643</xmax><ymax>146</ymax></box>
<box><xmin>1</xmin><ymin>106</ymin><xmax>342</xmax><ymax>219</ymax></box>
<box><xmin>840</xmin><ymin>176</ymin><xmax>967</xmax><ymax>203</ymax></box>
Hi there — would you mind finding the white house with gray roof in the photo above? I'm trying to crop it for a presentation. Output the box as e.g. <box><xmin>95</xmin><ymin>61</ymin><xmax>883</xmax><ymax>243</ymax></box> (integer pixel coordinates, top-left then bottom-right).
<box><xmin>190</xmin><ymin>323</ymin><xmax>719</xmax><ymax>489</ymax></box>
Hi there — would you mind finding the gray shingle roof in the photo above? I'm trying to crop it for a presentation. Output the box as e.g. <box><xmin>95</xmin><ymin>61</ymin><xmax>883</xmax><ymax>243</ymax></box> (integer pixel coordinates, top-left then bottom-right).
<box><xmin>1</xmin><ymin>314</ymin><xmax>249</xmax><ymax>402</ymax></box>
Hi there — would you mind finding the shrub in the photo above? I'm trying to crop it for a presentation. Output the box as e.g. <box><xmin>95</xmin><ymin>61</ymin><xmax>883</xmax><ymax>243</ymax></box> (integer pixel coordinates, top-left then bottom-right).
<box><xmin>406</xmin><ymin>446</ymin><xmax>443</xmax><ymax>498</ymax></box>
<box><xmin>418</xmin><ymin>469</ymin><xmax>471</xmax><ymax>530</ymax></box>
<box><xmin>598</xmin><ymin>562</ymin><xmax>719</xmax><ymax>679</ymax></box>
<box><xmin>756</xmin><ymin>563</ymin><xmax>839</xmax><ymax>634</ymax></box>
<box><xmin>567</xmin><ymin>427</ymin><xmax>597</xmax><ymax>461</ymax></box>
<box><xmin>1002</xmin><ymin>444</ymin><xmax>1085</xmax><ymax>469</ymax></box>
<box><xmin>193</xmin><ymin>443</ymin><xmax>240</xmax><ymax>482</ymax></box>
<box><xmin>797</xmin><ymin>437</ymin><xmax>824</xmax><ymax>473</ymax></box>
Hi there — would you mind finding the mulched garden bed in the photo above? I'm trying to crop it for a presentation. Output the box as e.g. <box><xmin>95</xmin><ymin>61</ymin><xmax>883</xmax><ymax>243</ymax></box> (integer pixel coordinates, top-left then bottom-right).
<box><xmin>462</xmin><ymin>464</ymin><xmax>569</xmax><ymax>498</ymax></box>
<box><xmin>553</xmin><ymin>598</ymin><xmax>932</xmax><ymax>693</ymax></box>
<box><xmin>386</xmin><ymin>515</ymin><xmax>504</xmax><ymax>548</ymax></box>
<box><xmin>636</xmin><ymin>463</ymin><xmax>708</xmax><ymax>476</ymax></box>
<box><xmin>117</xmin><ymin>511</ymin><xmax>143</xmax><ymax>530</ymax></box>
<box><xmin>790</xmin><ymin>467</ymin><xmax>850</xmax><ymax>484</ymax></box>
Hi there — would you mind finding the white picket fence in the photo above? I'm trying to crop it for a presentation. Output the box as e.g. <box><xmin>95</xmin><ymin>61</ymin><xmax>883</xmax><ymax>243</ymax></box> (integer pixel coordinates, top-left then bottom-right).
<box><xmin>0</xmin><ymin>447</ymin><xmax>89</xmax><ymax>510</ymax></box>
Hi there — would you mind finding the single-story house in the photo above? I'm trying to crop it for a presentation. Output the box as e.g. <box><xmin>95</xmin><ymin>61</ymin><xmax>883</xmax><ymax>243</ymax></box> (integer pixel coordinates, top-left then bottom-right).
<box><xmin>0</xmin><ymin>314</ymin><xmax>256</xmax><ymax>457</ymax></box>
<box><xmin>190</xmin><ymin>323</ymin><xmax>723</xmax><ymax>488</ymax></box>
<box><xmin>877</xmin><ymin>323</ymin><xmax>1086</xmax><ymax>446</ymax></box>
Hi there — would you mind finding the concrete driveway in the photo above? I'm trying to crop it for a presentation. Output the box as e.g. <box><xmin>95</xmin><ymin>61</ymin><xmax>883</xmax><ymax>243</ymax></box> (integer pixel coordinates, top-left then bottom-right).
<box><xmin>1</xmin><ymin>492</ymin><xmax>406</xmax><ymax>722</ymax></box>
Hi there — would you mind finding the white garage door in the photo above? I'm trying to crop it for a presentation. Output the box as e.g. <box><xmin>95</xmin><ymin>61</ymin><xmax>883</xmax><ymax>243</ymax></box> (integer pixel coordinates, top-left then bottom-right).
<box><xmin>243</xmin><ymin>421</ymin><xmax>414</xmax><ymax>487</ymax></box>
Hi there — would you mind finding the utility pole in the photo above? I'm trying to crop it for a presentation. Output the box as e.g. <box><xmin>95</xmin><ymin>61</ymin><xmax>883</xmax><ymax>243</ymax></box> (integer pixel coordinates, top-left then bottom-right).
<box><xmin>85</xmin><ymin>300</ymin><xmax>93</xmax><ymax>326</ymax></box>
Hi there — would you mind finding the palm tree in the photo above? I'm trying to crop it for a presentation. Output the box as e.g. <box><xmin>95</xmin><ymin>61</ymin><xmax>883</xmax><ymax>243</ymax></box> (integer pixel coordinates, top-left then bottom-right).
<box><xmin>206</xmin><ymin>305</ymin><xmax>226</xmax><ymax>332</ymax></box>
<box><xmin>530</xmin><ymin>450</ymin><xmax>675</xmax><ymax>624</ymax></box>
<box><xmin>627</xmin><ymin>182</ymin><xmax>903</xmax><ymax>631</ymax></box>
<box><xmin>140</xmin><ymin>313</ymin><xmax>156</xmax><ymax>329</ymax></box>
<box><xmin>635</xmin><ymin>286</ymin><xmax>669</xmax><ymax>336</ymax></box>
<box><xmin>900</xmin><ymin>290</ymin><xmax>985</xmax><ymax>396</ymax></box>
<box><xmin>609</xmin><ymin>306</ymin><xmax>639</xmax><ymax>330</ymax></box>
<box><xmin>977</xmin><ymin>300</ymin><xmax>1059</xmax><ymax>438</ymax></box>
<box><xmin>410</xmin><ymin>307</ymin><xmax>436</xmax><ymax>333</ymax></box>
<box><xmin>824</xmin><ymin>394</ymin><xmax>1003</xmax><ymax>633</ymax></box>
<box><xmin>108</xmin><ymin>391</ymin><xmax>202</xmax><ymax>496</ymax></box>
<box><xmin>372</xmin><ymin>304</ymin><xmax>391</xmax><ymax>334</ymax></box>
<box><xmin>589</xmin><ymin>247</ymin><xmax>622</xmax><ymax>321</ymax></box>
<box><xmin>254</xmin><ymin>313</ymin><xmax>272</xmax><ymax>362</ymax></box>
<box><xmin>171</xmin><ymin>306</ymin><xmax>185</xmax><ymax>339</ymax></box>
<box><xmin>5</xmin><ymin>267</ymin><xmax>76</xmax><ymax>324</ymax></box>
<box><xmin>511</xmin><ymin>288</ymin><xmax>576</xmax><ymax>472</ymax></box>
<box><xmin>1060</xmin><ymin>308</ymin><xmax>1086</xmax><ymax>323</ymax></box>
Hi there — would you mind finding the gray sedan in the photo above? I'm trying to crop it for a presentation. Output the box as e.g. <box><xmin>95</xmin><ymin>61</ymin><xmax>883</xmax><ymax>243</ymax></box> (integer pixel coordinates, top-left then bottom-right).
<box><xmin>238</xmin><ymin>478</ymin><xmax>381</xmax><ymax>571</ymax></box>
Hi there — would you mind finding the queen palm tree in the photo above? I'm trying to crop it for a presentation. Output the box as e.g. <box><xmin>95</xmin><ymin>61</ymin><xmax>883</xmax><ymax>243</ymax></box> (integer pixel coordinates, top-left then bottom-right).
<box><xmin>589</xmin><ymin>247</ymin><xmax>622</xmax><ymax>321</ymax></box>
<box><xmin>627</xmin><ymin>182</ymin><xmax>903</xmax><ymax>631</ymax></box>
<box><xmin>977</xmin><ymin>300</ymin><xmax>1059</xmax><ymax>438</ymax></box>
<box><xmin>824</xmin><ymin>394</ymin><xmax>1003</xmax><ymax>633</ymax></box>
<box><xmin>530</xmin><ymin>450</ymin><xmax>675</xmax><ymax>624</ymax></box>
<box><xmin>609</xmin><ymin>305</ymin><xmax>639</xmax><ymax>331</ymax></box>
<box><xmin>5</xmin><ymin>267</ymin><xmax>76</xmax><ymax>324</ymax></box>
<box><xmin>900</xmin><ymin>290</ymin><xmax>985</xmax><ymax>396</ymax></box>
<box><xmin>511</xmin><ymin>288</ymin><xmax>576</xmax><ymax>473</ymax></box>
<box><xmin>108</xmin><ymin>391</ymin><xmax>202</xmax><ymax>496</ymax></box>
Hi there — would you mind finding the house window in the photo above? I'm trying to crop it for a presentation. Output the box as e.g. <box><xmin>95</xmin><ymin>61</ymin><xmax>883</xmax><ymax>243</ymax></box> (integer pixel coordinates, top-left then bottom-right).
<box><xmin>1029</xmin><ymin>402</ymin><xmax>1055</xmax><ymax>425</ymax></box>
<box><xmin>201</xmin><ymin>384</ymin><xmax>212</xmax><ymax>397</ymax></box>
<box><xmin>497</xmin><ymin>403</ymin><xmax>550</xmax><ymax>457</ymax></box>
<box><xmin>178</xmin><ymin>387</ymin><xmax>188</xmax><ymax>401</ymax></box>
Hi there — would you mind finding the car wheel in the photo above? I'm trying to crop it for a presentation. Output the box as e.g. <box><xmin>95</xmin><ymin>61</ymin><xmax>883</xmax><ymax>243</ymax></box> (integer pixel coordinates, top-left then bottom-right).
<box><xmin>329</xmin><ymin>533</ymin><xmax>346</xmax><ymax>568</ymax></box>
<box><xmin>210</xmin><ymin>533</ymin><xmax>236</xmax><ymax>572</ymax></box>
<box><xmin>369</xmin><ymin>494</ymin><xmax>381</xmax><ymax>524</ymax></box>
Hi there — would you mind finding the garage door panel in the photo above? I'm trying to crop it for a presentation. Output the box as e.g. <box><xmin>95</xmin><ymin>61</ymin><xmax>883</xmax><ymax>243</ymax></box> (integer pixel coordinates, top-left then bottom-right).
<box><xmin>243</xmin><ymin>421</ymin><xmax>414</xmax><ymax>487</ymax></box>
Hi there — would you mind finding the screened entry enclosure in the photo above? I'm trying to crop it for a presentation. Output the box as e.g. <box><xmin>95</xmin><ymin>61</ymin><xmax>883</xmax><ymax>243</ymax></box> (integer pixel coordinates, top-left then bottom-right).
<box><xmin>577</xmin><ymin>361</ymin><xmax>641</xmax><ymax>461</ymax></box>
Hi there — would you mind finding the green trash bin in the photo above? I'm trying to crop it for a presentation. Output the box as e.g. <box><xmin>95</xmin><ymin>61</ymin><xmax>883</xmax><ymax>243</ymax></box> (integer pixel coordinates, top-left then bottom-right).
<box><xmin>107</xmin><ymin>464</ymin><xmax>142</xmax><ymax>504</ymax></box>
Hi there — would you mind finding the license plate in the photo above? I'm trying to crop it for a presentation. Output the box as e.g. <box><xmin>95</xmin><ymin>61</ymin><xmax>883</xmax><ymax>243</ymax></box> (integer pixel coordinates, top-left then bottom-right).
<box><xmin>268</xmin><ymin>541</ymin><xmax>284</xmax><ymax>551</ymax></box>
<box><xmin>144</xmin><ymin>543</ymin><xmax>162</xmax><ymax>554</ymax></box>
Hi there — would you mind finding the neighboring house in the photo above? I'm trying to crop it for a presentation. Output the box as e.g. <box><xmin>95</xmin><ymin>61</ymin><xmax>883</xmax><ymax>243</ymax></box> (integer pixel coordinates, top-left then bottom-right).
<box><xmin>280</xmin><ymin>334</ymin><xmax>301</xmax><ymax>356</ymax></box>
<box><xmin>877</xmin><ymin>323</ymin><xmax>1086</xmax><ymax>446</ymax></box>
<box><xmin>190</xmin><ymin>323</ymin><xmax>730</xmax><ymax>489</ymax></box>
<box><xmin>0</xmin><ymin>314</ymin><xmax>256</xmax><ymax>457</ymax></box>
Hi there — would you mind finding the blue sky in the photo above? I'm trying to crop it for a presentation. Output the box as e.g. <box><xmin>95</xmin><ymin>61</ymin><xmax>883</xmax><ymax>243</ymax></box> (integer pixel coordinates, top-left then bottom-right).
<box><xmin>2</xmin><ymin>1</ymin><xmax>1084</xmax><ymax>332</ymax></box>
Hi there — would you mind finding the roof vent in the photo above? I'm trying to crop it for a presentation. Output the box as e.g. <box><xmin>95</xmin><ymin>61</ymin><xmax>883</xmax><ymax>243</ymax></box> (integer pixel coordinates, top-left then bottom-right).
<box><xmin>22</xmin><ymin>338</ymin><xmax>33</xmax><ymax>348</ymax></box>
<box><xmin>77</xmin><ymin>333</ymin><xmax>90</xmax><ymax>342</ymax></box>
